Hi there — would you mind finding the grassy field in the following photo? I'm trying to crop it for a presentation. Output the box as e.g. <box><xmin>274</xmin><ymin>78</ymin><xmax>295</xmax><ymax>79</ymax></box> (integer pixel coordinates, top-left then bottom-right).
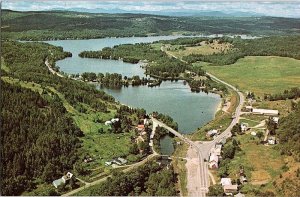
<box><xmin>227</xmin><ymin>134</ymin><xmax>285</xmax><ymax>195</ymax></box>
<box><xmin>239</xmin><ymin>118</ymin><xmax>260</xmax><ymax>127</ymax></box>
<box><xmin>203</xmin><ymin>56</ymin><xmax>300</xmax><ymax>97</ymax></box>
<box><xmin>169</xmin><ymin>42</ymin><xmax>232</xmax><ymax>58</ymax></box>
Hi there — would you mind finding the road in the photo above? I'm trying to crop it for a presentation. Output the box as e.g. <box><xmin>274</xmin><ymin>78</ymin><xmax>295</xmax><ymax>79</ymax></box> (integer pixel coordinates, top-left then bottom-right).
<box><xmin>199</xmin><ymin>73</ymin><xmax>245</xmax><ymax>159</ymax></box>
<box><xmin>45</xmin><ymin>59</ymin><xmax>64</xmax><ymax>78</ymax></box>
<box><xmin>152</xmin><ymin>118</ymin><xmax>208</xmax><ymax>197</ymax></box>
<box><xmin>158</xmin><ymin>46</ymin><xmax>245</xmax><ymax>196</ymax></box>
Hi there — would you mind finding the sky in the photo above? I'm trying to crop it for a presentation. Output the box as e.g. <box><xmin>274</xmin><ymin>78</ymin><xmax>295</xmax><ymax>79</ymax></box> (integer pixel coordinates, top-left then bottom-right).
<box><xmin>2</xmin><ymin>0</ymin><xmax>300</xmax><ymax>18</ymax></box>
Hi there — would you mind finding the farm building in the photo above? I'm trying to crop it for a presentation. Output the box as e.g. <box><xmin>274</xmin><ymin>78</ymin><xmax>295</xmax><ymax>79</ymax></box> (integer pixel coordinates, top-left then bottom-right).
<box><xmin>252</xmin><ymin>108</ymin><xmax>279</xmax><ymax>116</ymax></box>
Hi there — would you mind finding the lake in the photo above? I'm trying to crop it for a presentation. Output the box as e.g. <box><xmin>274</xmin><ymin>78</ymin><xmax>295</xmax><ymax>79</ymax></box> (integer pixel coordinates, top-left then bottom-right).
<box><xmin>46</xmin><ymin>36</ymin><xmax>221</xmax><ymax>155</ymax></box>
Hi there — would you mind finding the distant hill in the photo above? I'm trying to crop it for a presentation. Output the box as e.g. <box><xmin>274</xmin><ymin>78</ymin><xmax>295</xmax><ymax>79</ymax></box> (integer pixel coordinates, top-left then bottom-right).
<box><xmin>55</xmin><ymin>8</ymin><xmax>263</xmax><ymax>17</ymax></box>
<box><xmin>2</xmin><ymin>9</ymin><xmax>300</xmax><ymax>41</ymax></box>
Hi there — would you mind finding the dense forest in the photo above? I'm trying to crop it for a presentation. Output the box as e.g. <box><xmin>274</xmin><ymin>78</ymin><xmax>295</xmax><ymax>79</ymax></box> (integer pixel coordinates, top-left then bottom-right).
<box><xmin>77</xmin><ymin>160</ymin><xmax>177</xmax><ymax>196</ymax></box>
<box><xmin>182</xmin><ymin>36</ymin><xmax>300</xmax><ymax>65</ymax></box>
<box><xmin>277</xmin><ymin>102</ymin><xmax>300</xmax><ymax>161</ymax></box>
<box><xmin>2</xmin><ymin>10</ymin><xmax>300</xmax><ymax>40</ymax></box>
<box><xmin>1</xmin><ymin>81</ymin><xmax>83</xmax><ymax>195</ymax></box>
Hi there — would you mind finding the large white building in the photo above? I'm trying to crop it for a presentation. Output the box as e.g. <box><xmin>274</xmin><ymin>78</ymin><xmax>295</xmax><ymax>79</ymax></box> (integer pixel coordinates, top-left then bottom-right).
<box><xmin>252</xmin><ymin>108</ymin><xmax>279</xmax><ymax>116</ymax></box>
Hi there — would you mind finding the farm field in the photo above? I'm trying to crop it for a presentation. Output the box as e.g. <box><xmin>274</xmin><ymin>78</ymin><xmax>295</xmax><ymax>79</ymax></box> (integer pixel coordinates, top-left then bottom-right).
<box><xmin>202</xmin><ymin>56</ymin><xmax>300</xmax><ymax>97</ymax></box>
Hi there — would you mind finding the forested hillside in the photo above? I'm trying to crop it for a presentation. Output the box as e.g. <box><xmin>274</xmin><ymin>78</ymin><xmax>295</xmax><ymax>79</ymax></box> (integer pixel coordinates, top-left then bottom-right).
<box><xmin>277</xmin><ymin>102</ymin><xmax>300</xmax><ymax>160</ymax></box>
<box><xmin>1</xmin><ymin>82</ymin><xmax>82</xmax><ymax>195</ymax></box>
<box><xmin>0</xmin><ymin>41</ymin><xmax>117</xmax><ymax>195</ymax></box>
<box><xmin>2</xmin><ymin>9</ymin><xmax>300</xmax><ymax>40</ymax></box>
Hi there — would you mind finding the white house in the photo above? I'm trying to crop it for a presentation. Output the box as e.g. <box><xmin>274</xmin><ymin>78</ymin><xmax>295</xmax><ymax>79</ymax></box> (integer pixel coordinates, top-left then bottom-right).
<box><xmin>272</xmin><ymin>117</ymin><xmax>279</xmax><ymax>124</ymax></box>
<box><xmin>207</xmin><ymin>129</ymin><xmax>218</xmax><ymax>137</ymax></box>
<box><xmin>220</xmin><ymin>178</ymin><xmax>232</xmax><ymax>186</ymax></box>
<box><xmin>105</xmin><ymin>121</ymin><xmax>112</xmax><ymax>126</ymax></box>
<box><xmin>268</xmin><ymin>136</ymin><xmax>276</xmax><ymax>145</ymax></box>
<box><xmin>209</xmin><ymin>153</ymin><xmax>219</xmax><ymax>169</ymax></box>
<box><xmin>62</xmin><ymin>172</ymin><xmax>73</xmax><ymax>182</ymax></box>
<box><xmin>252</xmin><ymin>108</ymin><xmax>279</xmax><ymax>116</ymax></box>
<box><xmin>241</xmin><ymin>123</ymin><xmax>249</xmax><ymax>132</ymax></box>
<box><xmin>245</xmin><ymin>106</ymin><xmax>253</xmax><ymax>112</ymax></box>
<box><xmin>111</xmin><ymin>118</ymin><xmax>119</xmax><ymax>123</ymax></box>
<box><xmin>220</xmin><ymin>178</ymin><xmax>238</xmax><ymax>195</ymax></box>
<box><xmin>144</xmin><ymin>118</ymin><xmax>149</xmax><ymax>125</ymax></box>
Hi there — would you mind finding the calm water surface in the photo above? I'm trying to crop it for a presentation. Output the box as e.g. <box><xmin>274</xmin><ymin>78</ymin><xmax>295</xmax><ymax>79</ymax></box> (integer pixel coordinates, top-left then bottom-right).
<box><xmin>47</xmin><ymin>36</ymin><xmax>185</xmax><ymax>77</ymax></box>
<box><xmin>46</xmin><ymin>36</ymin><xmax>221</xmax><ymax>155</ymax></box>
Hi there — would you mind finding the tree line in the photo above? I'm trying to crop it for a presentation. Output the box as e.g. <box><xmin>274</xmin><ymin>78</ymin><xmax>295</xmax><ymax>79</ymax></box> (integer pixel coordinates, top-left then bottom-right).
<box><xmin>265</xmin><ymin>87</ymin><xmax>300</xmax><ymax>101</ymax></box>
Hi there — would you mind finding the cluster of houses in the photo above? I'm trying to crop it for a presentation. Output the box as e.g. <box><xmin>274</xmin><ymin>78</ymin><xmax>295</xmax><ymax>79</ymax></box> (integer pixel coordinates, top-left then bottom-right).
<box><xmin>105</xmin><ymin>157</ymin><xmax>127</xmax><ymax>167</ymax></box>
<box><xmin>52</xmin><ymin>172</ymin><xmax>73</xmax><ymax>188</ymax></box>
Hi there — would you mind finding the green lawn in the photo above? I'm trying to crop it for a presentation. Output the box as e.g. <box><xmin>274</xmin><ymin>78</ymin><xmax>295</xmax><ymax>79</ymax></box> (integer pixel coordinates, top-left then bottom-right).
<box><xmin>239</xmin><ymin>118</ymin><xmax>260</xmax><ymax>127</ymax></box>
<box><xmin>203</xmin><ymin>56</ymin><xmax>300</xmax><ymax>97</ymax></box>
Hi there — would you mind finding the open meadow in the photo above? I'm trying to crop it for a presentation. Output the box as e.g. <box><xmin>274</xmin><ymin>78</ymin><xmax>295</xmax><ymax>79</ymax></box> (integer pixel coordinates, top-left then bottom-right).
<box><xmin>202</xmin><ymin>56</ymin><xmax>300</xmax><ymax>97</ymax></box>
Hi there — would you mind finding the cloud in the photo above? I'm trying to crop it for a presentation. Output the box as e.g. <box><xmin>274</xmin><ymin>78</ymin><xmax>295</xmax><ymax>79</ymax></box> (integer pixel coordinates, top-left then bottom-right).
<box><xmin>2</xmin><ymin>0</ymin><xmax>300</xmax><ymax>18</ymax></box>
